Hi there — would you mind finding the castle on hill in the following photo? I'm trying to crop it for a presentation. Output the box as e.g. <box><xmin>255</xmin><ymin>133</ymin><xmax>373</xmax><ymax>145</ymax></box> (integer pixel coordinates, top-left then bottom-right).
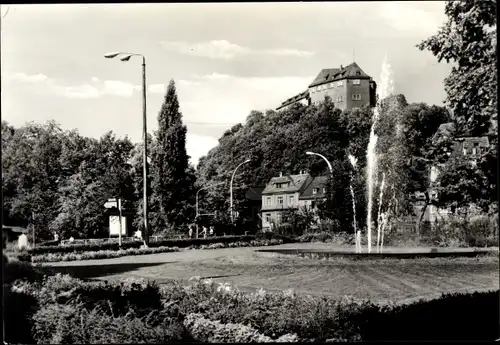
<box><xmin>277</xmin><ymin>62</ymin><xmax>377</xmax><ymax>111</ymax></box>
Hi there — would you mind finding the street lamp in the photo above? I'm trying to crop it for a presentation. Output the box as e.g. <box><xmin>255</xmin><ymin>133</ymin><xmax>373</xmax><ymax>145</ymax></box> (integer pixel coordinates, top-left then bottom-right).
<box><xmin>306</xmin><ymin>151</ymin><xmax>333</xmax><ymax>174</ymax></box>
<box><xmin>195</xmin><ymin>182</ymin><xmax>226</xmax><ymax>238</ymax></box>
<box><xmin>105</xmin><ymin>51</ymin><xmax>149</xmax><ymax>246</ymax></box>
<box><xmin>230</xmin><ymin>159</ymin><xmax>251</xmax><ymax>224</ymax></box>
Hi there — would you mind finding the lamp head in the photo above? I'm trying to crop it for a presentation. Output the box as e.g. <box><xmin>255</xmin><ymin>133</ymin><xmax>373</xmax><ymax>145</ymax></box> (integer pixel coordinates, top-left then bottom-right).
<box><xmin>120</xmin><ymin>54</ymin><xmax>133</xmax><ymax>62</ymax></box>
<box><xmin>104</xmin><ymin>52</ymin><xmax>120</xmax><ymax>59</ymax></box>
<box><xmin>244</xmin><ymin>159</ymin><xmax>251</xmax><ymax>163</ymax></box>
<box><xmin>306</xmin><ymin>151</ymin><xmax>314</xmax><ymax>155</ymax></box>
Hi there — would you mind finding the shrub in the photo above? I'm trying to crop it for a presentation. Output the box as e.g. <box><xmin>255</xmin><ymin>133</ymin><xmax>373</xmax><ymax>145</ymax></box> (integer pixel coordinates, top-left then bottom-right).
<box><xmin>32</xmin><ymin>302</ymin><xmax>188</xmax><ymax>344</ymax></box>
<box><xmin>32</xmin><ymin>246</ymin><xmax>181</xmax><ymax>263</ymax></box>
<box><xmin>184</xmin><ymin>313</ymin><xmax>298</xmax><ymax>342</ymax></box>
<box><xmin>29</xmin><ymin>235</ymin><xmax>257</xmax><ymax>255</ymax></box>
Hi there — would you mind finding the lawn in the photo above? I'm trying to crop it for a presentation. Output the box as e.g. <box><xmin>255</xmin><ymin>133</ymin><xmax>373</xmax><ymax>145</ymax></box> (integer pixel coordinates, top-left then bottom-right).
<box><xmin>44</xmin><ymin>244</ymin><xmax>499</xmax><ymax>303</ymax></box>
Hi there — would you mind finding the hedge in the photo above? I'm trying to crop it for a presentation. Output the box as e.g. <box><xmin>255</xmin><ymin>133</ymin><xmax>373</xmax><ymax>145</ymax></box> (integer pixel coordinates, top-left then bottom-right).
<box><xmin>28</xmin><ymin>235</ymin><xmax>257</xmax><ymax>255</ymax></box>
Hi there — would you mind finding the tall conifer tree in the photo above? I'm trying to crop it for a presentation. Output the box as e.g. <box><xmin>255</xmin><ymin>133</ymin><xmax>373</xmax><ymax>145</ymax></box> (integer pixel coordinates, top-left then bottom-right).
<box><xmin>151</xmin><ymin>80</ymin><xmax>195</xmax><ymax>233</ymax></box>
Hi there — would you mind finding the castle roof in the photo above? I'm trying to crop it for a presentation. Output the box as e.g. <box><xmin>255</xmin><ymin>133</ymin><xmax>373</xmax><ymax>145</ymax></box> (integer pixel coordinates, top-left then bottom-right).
<box><xmin>276</xmin><ymin>90</ymin><xmax>310</xmax><ymax>110</ymax></box>
<box><xmin>308</xmin><ymin>62</ymin><xmax>371</xmax><ymax>88</ymax></box>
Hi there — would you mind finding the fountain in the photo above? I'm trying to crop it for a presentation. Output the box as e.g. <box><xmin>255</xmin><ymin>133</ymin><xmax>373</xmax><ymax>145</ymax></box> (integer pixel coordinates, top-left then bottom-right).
<box><xmin>348</xmin><ymin>155</ymin><xmax>360</xmax><ymax>253</ymax></box>
<box><xmin>366</xmin><ymin>54</ymin><xmax>395</xmax><ymax>254</ymax></box>
<box><xmin>257</xmin><ymin>54</ymin><xmax>496</xmax><ymax>260</ymax></box>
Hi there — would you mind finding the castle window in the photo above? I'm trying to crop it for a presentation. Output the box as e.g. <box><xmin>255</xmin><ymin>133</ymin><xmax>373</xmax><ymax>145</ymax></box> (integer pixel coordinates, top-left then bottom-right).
<box><xmin>352</xmin><ymin>94</ymin><xmax>361</xmax><ymax>101</ymax></box>
<box><xmin>277</xmin><ymin>196</ymin><xmax>283</xmax><ymax>205</ymax></box>
<box><xmin>289</xmin><ymin>195</ymin><xmax>295</xmax><ymax>204</ymax></box>
<box><xmin>336</xmin><ymin>81</ymin><xmax>344</xmax><ymax>87</ymax></box>
<box><xmin>353</xmin><ymin>79</ymin><xmax>361</xmax><ymax>85</ymax></box>
<box><xmin>337</xmin><ymin>95</ymin><xmax>343</xmax><ymax>102</ymax></box>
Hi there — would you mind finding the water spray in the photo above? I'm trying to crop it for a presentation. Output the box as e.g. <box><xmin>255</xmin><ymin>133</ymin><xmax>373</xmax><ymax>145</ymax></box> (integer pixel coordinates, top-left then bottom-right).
<box><xmin>365</xmin><ymin>53</ymin><xmax>394</xmax><ymax>254</ymax></box>
<box><xmin>376</xmin><ymin>172</ymin><xmax>386</xmax><ymax>253</ymax></box>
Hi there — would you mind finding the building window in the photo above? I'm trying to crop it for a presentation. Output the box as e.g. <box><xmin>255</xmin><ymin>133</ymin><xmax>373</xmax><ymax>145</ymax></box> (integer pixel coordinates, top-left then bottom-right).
<box><xmin>289</xmin><ymin>195</ymin><xmax>295</xmax><ymax>204</ymax></box>
<box><xmin>336</xmin><ymin>96</ymin><xmax>343</xmax><ymax>102</ymax></box>
<box><xmin>267</xmin><ymin>197</ymin><xmax>271</xmax><ymax>205</ymax></box>
<box><xmin>312</xmin><ymin>188</ymin><xmax>318</xmax><ymax>195</ymax></box>
<box><xmin>356</xmin><ymin>71</ymin><xmax>361</xmax><ymax>76</ymax></box>
<box><xmin>353</xmin><ymin>79</ymin><xmax>360</xmax><ymax>85</ymax></box>
<box><xmin>336</xmin><ymin>81</ymin><xmax>343</xmax><ymax>87</ymax></box>
<box><xmin>277</xmin><ymin>196</ymin><xmax>283</xmax><ymax>205</ymax></box>
<box><xmin>352</xmin><ymin>94</ymin><xmax>362</xmax><ymax>101</ymax></box>
<box><xmin>265</xmin><ymin>214</ymin><xmax>271</xmax><ymax>223</ymax></box>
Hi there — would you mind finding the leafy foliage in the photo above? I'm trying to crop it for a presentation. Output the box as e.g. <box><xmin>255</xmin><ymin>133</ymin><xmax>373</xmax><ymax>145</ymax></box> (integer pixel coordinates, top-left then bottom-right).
<box><xmin>416</xmin><ymin>0</ymin><xmax>497</xmax><ymax>136</ymax></box>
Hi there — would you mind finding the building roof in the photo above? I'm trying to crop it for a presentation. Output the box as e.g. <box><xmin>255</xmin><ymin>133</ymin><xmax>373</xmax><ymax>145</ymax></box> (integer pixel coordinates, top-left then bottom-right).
<box><xmin>433</xmin><ymin>122</ymin><xmax>456</xmax><ymax>141</ymax></box>
<box><xmin>2</xmin><ymin>225</ymin><xmax>28</xmax><ymax>234</ymax></box>
<box><xmin>299</xmin><ymin>175</ymin><xmax>329</xmax><ymax>200</ymax></box>
<box><xmin>457</xmin><ymin>136</ymin><xmax>490</xmax><ymax>147</ymax></box>
<box><xmin>245</xmin><ymin>186</ymin><xmax>265</xmax><ymax>201</ymax></box>
<box><xmin>308</xmin><ymin>62</ymin><xmax>371</xmax><ymax>88</ymax></box>
<box><xmin>277</xmin><ymin>90</ymin><xmax>309</xmax><ymax>110</ymax></box>
<box><xmin>433</xmin><ymin>122</ymin><xmax>494</xmax><ymax>143</ymax></box>
<box><xmin>262</xmin><ymin>174</ymin><xmax>311</xmax><ymax>195</ymax></box>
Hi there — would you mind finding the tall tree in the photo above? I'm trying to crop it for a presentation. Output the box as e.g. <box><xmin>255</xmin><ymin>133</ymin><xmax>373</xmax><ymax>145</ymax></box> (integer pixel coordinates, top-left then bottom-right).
<box><xmin>417</xmin><ymin>0</ymin><xmax>497</xmax><ymax>136</ymax></box>
<box><xmin>151</xmin><ymin>80</ymin><xmax>196</xmax><ymax>234</ymax></box>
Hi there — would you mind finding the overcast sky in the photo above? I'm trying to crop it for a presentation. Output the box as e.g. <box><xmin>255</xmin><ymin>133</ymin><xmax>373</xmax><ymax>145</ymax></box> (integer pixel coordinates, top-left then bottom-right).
<box><xmin>1</xmin><ymin>2</ymin><xmax>451</xmax><ymax>166</ymax></box>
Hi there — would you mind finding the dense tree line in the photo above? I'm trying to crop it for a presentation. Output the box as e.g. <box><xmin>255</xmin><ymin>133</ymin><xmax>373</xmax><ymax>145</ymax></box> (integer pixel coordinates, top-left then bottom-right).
<box><xmin>195</xmin><ymin>95</ymin><xmax>453</xmax><ymax>234</ymax></box>
<box><xmin>2</xmin><ymin>80</ymin><xmax>195</xmax><ymax>241</ymax></box>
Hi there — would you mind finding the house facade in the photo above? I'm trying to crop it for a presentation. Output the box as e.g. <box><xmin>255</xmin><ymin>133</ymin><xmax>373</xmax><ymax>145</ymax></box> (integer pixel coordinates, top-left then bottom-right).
<box><xmin>277</xmin><ymin>62</ymin><xmax>377</xmax><ymax>111</ymax></box>
<box><xmin>261</xmin><ymin>172</ymin><xmax>328</xmax><ymax>231</ymax></box>
<box><xmin>415</xmin><ymin>122</ymin><xmax>494</xmax><ymax>222</ymax></box>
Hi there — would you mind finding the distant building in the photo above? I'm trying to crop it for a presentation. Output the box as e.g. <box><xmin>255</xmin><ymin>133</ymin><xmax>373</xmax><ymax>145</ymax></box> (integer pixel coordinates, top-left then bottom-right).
<box><xmin>415</xmin><ymin>122</ymin><xmax>495</xmax><ymax>222</ymax></box>
<box><xmin>260</xmin><ymin>172</ymin><xmax>328</xmax><ymax>231</ymax></box>
<box><xmin>277</xmin><ymin>62</ymin><xmax>377</xmax><ymax>111</ymax></box>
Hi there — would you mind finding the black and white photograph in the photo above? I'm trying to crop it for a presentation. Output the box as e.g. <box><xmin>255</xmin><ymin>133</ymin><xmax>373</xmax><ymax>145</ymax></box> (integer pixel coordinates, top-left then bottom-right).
<box><xmin>2</xmin><ymin>1</ymin><xmax>498</xmax><ymax>343</ymax></box>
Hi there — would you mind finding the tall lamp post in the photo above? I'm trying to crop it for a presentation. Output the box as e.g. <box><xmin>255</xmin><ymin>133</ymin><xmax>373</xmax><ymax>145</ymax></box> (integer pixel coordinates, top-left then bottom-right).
<box><xmin>195</xmin><ymin>182</ymin><xmax>226</xmax><ymax>238</ymax></box>
<box><xmin>105</xmin><ymin>51</ymin><xmax>149</xmax><ymax>246</ymax></box>
<box><xmin>305</xmin><ymin>151</ymin><xmax>333</xmax><ymax>174</ymax></box>
<box><xmin>230</xmin><ymin>159</ymin><xmax>251</xmax><ymax>224</ymax></box>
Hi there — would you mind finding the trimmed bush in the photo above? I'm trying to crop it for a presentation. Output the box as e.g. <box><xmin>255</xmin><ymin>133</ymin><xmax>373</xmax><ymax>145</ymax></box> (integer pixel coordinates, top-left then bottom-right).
<box><xmin>32</xmin><ymin>246</ymin><xmax>180</xmax><ymax>263</ymax></box>
<box><xmin>29</xmin><ymin>235</ymin><xmax>257</xmax><ymax>255</ymax></box>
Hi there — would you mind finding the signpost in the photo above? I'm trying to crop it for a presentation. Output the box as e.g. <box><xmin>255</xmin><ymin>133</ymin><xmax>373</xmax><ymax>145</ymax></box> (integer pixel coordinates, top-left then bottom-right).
<box><xmin>105</xmin><ymin>198</ymin><xmax>126</xmax><ymax>245</ymax></box>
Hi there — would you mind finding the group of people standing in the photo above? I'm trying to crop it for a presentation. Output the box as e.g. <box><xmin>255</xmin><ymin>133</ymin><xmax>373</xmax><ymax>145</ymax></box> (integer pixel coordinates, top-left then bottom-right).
<box><xmin>188</xmin><ymin>225</ymin><xmax>214</xmax><ymax>239</ymax></box>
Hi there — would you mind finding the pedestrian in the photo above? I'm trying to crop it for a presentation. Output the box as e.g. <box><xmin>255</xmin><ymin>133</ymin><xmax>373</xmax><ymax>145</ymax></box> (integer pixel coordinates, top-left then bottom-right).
<box><xmin>54</xmin><ymin>232</ymin><xmax>59</xmax><ymax>241</ymax></box>
<box><xmin>188</xmin><ymin>226</ymin><xmax>193</xmax><ymax>239</ymax></box>
<box><xmin>209</xmin><ymin>226</ymin><xmax>214</xmax><ymax>237</ymax></box>
<box><xmin>202</xmin><ymin>226</ymin><xmax>207</xmax><ymax>239</ymax></box>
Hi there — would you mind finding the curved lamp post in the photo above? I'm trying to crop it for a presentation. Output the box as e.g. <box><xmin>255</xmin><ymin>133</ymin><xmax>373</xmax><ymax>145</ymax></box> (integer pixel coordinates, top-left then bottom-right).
<box><xmin>105</xmin><ymin>51</ymin><xmax>149</xmax><ymax>246</ymax></box>
<box><xmin>230</xmin><ymin>159</ymin><xmax>251</xmax><ymax>224</ymax></box>
<box><xmin>306</xmin><ymin>151</ymin><xmax>333</xmax><ymax>174</ymax></box>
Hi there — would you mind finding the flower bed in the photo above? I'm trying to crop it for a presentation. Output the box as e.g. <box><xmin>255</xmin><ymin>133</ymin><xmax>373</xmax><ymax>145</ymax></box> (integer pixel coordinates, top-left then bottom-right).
<box><xmin>31</xmin><ymin>246</ymin><xmax>180</xmax><ymax>263</ymax></box>
<box><xmin>29</xmin><ymin>235</ymin><xmax>256</xmax><ymax>255</ymax></box>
